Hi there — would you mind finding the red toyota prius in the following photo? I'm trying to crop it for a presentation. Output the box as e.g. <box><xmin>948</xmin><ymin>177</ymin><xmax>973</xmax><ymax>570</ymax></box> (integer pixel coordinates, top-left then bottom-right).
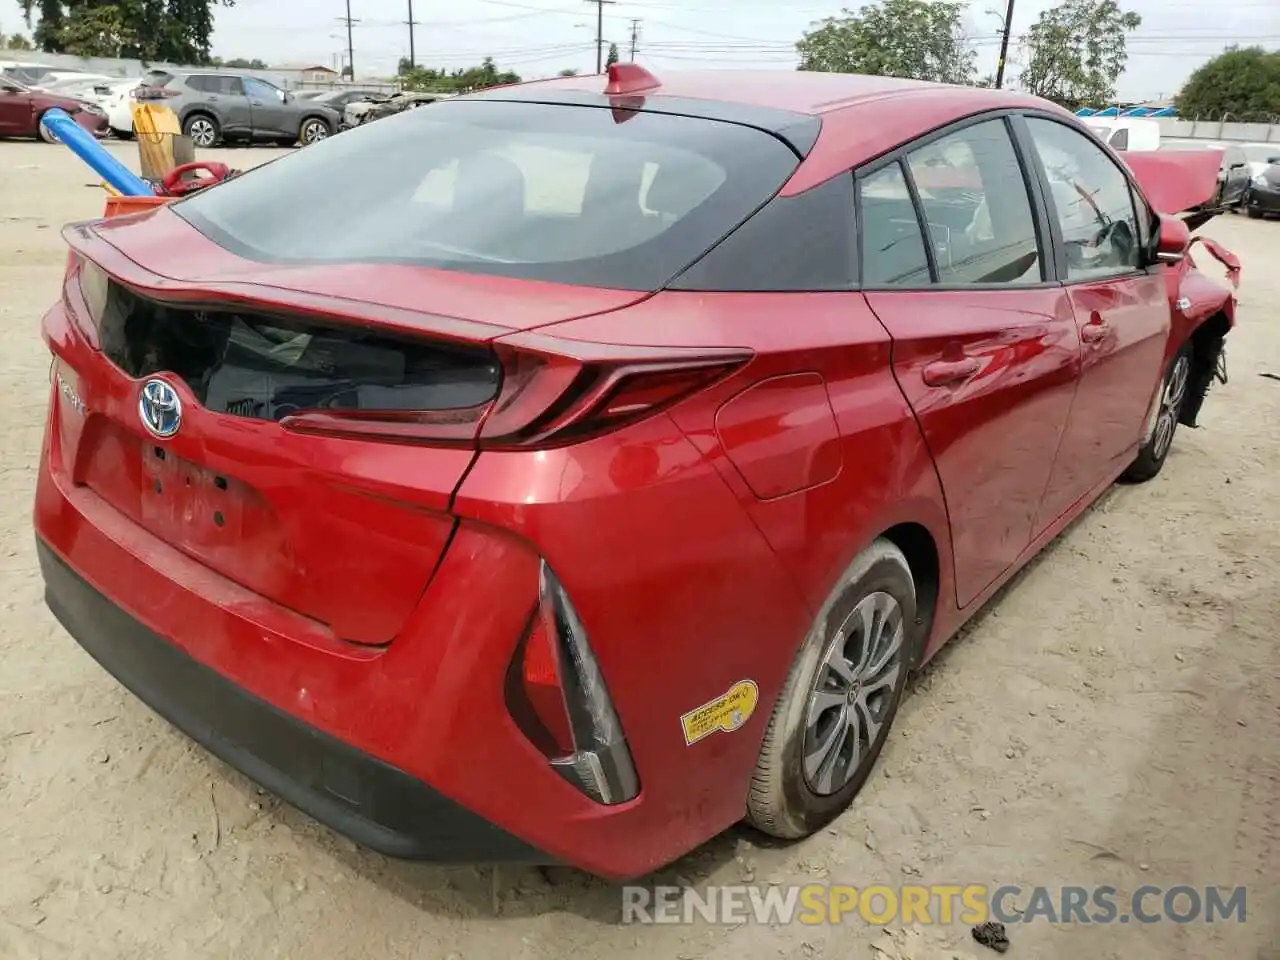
<box><xmin>35</xmin><ymin>66</ymin><xmax>1237</xmax><ymax>879</ymax></box>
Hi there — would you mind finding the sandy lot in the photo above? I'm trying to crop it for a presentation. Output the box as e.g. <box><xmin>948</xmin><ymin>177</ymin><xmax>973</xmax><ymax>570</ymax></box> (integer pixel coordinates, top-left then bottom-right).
<box><xmin>0</xmin><ymin>139</ymin><xmax>1276</xmax><ymax>960</ymax></box>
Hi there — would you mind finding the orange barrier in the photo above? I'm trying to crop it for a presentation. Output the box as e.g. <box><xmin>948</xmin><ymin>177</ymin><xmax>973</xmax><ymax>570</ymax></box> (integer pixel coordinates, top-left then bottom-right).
<box><xmin>103</xmin><ymin>194</ymin><xmax>171</xmax><ymax>218</ymax></box>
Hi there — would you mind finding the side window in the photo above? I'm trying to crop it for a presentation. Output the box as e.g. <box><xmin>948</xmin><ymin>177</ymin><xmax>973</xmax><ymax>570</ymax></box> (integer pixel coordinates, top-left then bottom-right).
<box><xmin>218</xmin><ymin>76</ymin><xmax>245</xmax><ymax>96</ymax></box>
<box><xmin>858</xmin><ymin>162</ymin><xmax>931</xmax><ymax>287</ymax></box>
<box><xmin>669</xmin><ymin>173</ymin><xmax>855</xmax><ymax>292</ymax></box>
<box><xmin>1109</xmin><ymin>128</ymin><xmax>1129</xmax><ymax>151</ymax></box>
<box><xmin>243</xmin><ymin>77</ymin><xmax>279</xmax><ymax>100</ymax></box>
<box><xmin>1025</xmin><ymin>118</ymin><xmax>1142</xmax><ymax>282</ymax></box>
<box><xmin>904</xmin><ymin>119</ymin><xmax>1043</xmax><ymax>285</ymax></box>
<box><xmin>185</xmin><ymin>76</ymin><xmax>210</xmax><ymax>93</ymax></box>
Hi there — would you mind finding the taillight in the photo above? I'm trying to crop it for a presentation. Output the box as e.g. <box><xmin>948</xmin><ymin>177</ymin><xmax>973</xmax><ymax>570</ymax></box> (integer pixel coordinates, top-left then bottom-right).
<box><xmin>281</xmin><ymin>333</ymin><xmax>750</xmax><ymax>450</ymax></box>
<box><xmin>508</xmin><ymin>562</ymin><xmax>639</xmax><ymax>805</ymax></box>
<box><xmin>518</xmin><ymin>614</ymin><xmax>574</xmax><ymax>756</ymax></box>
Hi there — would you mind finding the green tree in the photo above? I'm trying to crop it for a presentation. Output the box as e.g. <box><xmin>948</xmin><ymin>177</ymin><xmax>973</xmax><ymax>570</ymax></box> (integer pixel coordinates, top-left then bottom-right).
<box><xmin>605</xmin><ymin>42</ymin><xmax>619</xmax><ymax>68</ymax></box>
<box><xmin>1018</xmin><ymin>0</ymin><xmax>1141</xmax><ymax>107</ymax></box>
<box><xmin>18</xmin><ymin>0</ymin><xmax>234</xmax><ymax>62</ymax></box>
<box><xmin>399</xmin><ymin>58</ymin><xmax>521</xmax><ymax>94</ymax></box>
<box><xmin>1175</xmin><ymin>46</ymin><xmax>1280</xmax><ymax>122</ymax></box>
<box><xmin>222</xmin><ymin>56</ymin><xmax>268</xmax><ymax>69</ymax></box>
<box><xmin>59</xmin><ymin>4</ymin><xmax>138</xmax><ymax>56</ymax></box>
<box><xmin>557</xmin><ymin>68</ymin><xmax>579</xmax><ymax>76</ymax></box>
<box><xmin>796</xmin><ymin>0</ymin><xmax>976</xmax><ymax>84</ymax></box>
<box><xmin>3</xmin><ymin>31</ymin><xmax>36</xmax><ymax>49</ymax></box>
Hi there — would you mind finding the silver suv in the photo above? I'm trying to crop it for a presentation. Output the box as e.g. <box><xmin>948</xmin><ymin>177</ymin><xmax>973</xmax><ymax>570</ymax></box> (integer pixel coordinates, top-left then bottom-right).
<box><xmin>139</xmin><ymin>70</ymin><xmax>341</xmax><ymax>148</ymax></box>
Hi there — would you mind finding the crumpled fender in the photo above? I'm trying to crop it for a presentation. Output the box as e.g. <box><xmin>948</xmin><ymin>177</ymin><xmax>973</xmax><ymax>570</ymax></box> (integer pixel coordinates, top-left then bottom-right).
<box><xmin>1122</xmin><ymin>149</ymin><xmax>1223</xmax><ymax>214</ymax></box>
<box><xmin>1188</xmin><ymin>236</ymin><xmax>1241</xmax><ymax>291</ymax></box>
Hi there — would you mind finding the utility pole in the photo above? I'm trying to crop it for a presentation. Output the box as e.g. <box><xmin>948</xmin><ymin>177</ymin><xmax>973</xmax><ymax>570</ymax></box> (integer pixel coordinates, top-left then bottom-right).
<box><xmin>994</xmin><ymin>0</ymin><xmax>1015</xmax><ymax>89</ymax></box>
<box><xmin>406</xmin><ymin>0</ymin><xmax>419</xmax><ymax>70</ymax></box>
<box><xmin>337</xmin><ymin>1</ymin><xmax>360</xmax><ymax>81</ymax></box>
<box><xmin>628</xmin><ymin>18</ymin><xmax>641</xmax><ymax>62</ymax></box>
<box><xmin>585</xmin><ymin>0</ymin><xmax>616</xmax><ymax>74</ymax></box>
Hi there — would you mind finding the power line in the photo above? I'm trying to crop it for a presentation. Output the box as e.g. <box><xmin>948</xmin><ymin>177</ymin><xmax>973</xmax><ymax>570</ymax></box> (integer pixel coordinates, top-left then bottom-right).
<box><xmin>584</xmin><ymin>0</ymin><xmax>616</xmax><ymax>73</ymax></box>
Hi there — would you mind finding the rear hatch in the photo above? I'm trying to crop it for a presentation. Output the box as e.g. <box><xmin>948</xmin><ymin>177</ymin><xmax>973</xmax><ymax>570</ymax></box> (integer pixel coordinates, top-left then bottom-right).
<box><xmin>50</xmin><ymin>95</ymin><xmax>803</xmax><ymax>646</ymax></box>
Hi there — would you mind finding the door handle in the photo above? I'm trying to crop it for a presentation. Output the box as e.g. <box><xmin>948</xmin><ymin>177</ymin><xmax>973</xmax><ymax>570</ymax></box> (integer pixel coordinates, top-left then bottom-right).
<box><xmin>1081</xmin><ymin>316</ymin><xmax>1109</xmax><ymax>343</ymax></box>
<box><xmin>922</xmin><ymin>356</ymin><xmax>980</xmax><ymax>387</ymax></box>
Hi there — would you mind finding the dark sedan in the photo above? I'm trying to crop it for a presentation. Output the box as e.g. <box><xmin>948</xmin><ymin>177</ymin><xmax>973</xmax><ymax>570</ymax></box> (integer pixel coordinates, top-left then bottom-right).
<box><xmin>1245</xmin><ymin>156</ymin><xmax>1280</xmax><ymax>219</ymax></box>
<box><xmin>0</xmin><ymin>75</ymin><xmax>109</xmax><ymax>141</ymax></box>
<box><xmin>1216</xmin><ymin>146</ymin><xmax>1252</xmax><ymax>208</ymax></box>
<box><xmin>307</xmin><ymin>88</ymin><xmax>384</xmax><ymax>126</ymax></box>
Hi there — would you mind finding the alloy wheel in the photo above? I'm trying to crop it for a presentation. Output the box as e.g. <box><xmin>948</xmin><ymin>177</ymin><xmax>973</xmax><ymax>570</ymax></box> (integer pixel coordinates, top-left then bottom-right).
<box><xmin>188</xmin><ymin>118</ymin><xmax>216</xmax><ymax>148</ymax></box>
<box><xmin>302</xmin><ymin>120</ymin><xmax>329</xmax><ymax>145</ymax></box>
<box><xmin>802</xmin><ymin>591</ymin><xmax>905</xmax><ymax>796</ymax></box>
<box><xmin>1152</xmin><ymin>354</ymin><xmax>1191</xmax><ymax>462</ymax></box>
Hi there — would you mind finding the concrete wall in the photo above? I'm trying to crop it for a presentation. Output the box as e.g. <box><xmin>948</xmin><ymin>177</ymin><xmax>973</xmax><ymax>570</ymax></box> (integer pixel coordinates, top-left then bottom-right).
<box><xmin>1155</xmin><ymin>117</ymin><xmax>1280</xmax><ymax>144</ymax></box>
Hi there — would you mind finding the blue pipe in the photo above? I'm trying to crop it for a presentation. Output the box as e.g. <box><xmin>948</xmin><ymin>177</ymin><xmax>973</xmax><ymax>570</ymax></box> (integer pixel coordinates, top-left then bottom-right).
<box><xmin>40</xmin><ymin>108</ymin><xmax>154</xmax><ymax>198</ymax></box>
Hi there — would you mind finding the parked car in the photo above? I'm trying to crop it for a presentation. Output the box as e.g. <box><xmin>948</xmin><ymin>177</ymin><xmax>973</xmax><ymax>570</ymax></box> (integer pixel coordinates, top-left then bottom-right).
<box><xmin>136</xmin><ymin>70</ymin><xmax>340</xmax><ymax>147</ymax></box>
<box><xmin>1160</xmin><ymin>143</ymin><xmax>1252</xmax><ymax>210</ymax></box>
<box><xmin>1086</xmin><ymin>116</ymin><xmax>1161</xmax><ymax>151</ymax></box>
<box><xmin>305</xmin><ymin>88</ymin><xmax>385</xmax><ymax>127</ymax></box>
<box><xmin>31</xmin><ymin>71</ymin><xmax>114</xmax><ymax>92</ymax></box>
<box><xmin>1244</xmin><ymin>155</ymin><xmax>1280</xmax><ymax>218</ymax></box>
<box><xmin>100</xmin><ymin>79</ymin><xmax>147</xmax><ymax>139</ymax></box>
<box><xmin>1240</xmin><ymin>143</ymin><xmax>1280</xmax><ymax>178</ymax></box>
<box><xmin>0</xmin><ymin>62</ymin><xmax>63</xmax><ymax>86</ymax></box>
<box><xmin>35</xmin><ymin>67</ymin><xmax>1237</xmax><ymax>881</ymax></box>
<box><xmin>343</xmin><ymin>89</ymin><xmax>450</xmax><ymax>127</ymax></box>
<box><xmin>0</xmin><ymin>75</ymin><xmax>108</xmax><ymax>141</ymax></box>
<box><xmin>35</xmin><ymin>74</ymin><xmax>116</xmax><ymax>96</ymax></box>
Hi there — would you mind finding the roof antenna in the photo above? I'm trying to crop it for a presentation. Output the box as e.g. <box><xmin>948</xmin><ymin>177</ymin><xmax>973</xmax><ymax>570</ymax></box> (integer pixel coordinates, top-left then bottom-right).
<box><xmin>604</xmin><ymin>63</ymin><xmax>660</xmax><ymax>96</ymax></box>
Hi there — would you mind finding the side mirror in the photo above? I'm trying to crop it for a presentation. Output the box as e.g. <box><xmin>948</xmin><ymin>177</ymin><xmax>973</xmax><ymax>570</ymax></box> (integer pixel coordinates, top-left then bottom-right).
<box><xmin>278</xmin><ymin>89</ymin><xmax>289</xmax><ymax>103</ymax></box>
<box><xmin>1155</xmin><ymin>213</ymin><xmax>1191</xmax><ymax>264</ymax></box>
<box><xmin>1268</xmin><ymin>156</ymin><xmax>1280</xmax><ymax>165</ymax></box>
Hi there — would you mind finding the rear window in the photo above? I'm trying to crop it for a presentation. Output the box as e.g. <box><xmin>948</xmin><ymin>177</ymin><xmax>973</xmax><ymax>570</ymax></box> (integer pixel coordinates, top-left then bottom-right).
<box><xmin>173</xmin><ymin>99</ymin><xmax>802</xmax><ymax>291</ymax></box>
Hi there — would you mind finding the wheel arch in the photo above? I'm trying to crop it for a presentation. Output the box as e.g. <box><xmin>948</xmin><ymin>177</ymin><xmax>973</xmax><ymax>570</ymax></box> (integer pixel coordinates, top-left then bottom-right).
<box><xmin>181</xmin><ymin>108</ymin><xmax>218</xmax><ymax>132</ymax></box>
<box><xmin>1180</xmin><ymin>308</ymin><xmax>1231</xmax><ymax>429</ymax></box>
<box><xmin>299</xmin><ymin>112</ymin><xmax>332</xmax><ymax>133</ymax></box>
<box><xmin>880</xmin><ymin>522</ymin><xmax>941</xmax><ymax>670</ymax></box>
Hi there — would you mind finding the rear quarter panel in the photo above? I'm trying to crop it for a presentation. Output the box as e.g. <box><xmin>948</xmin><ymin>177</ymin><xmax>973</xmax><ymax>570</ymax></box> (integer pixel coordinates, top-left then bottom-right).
<box><xmin>493</xmin><ymin>290</ymin><xmax>953</xmax><ymax>853</ymax></box>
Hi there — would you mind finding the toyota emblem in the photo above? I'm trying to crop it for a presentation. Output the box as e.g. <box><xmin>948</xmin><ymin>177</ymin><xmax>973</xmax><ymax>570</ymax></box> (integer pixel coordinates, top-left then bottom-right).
<box><xmin>138</xmin><ymin>379</ymin><xmax>182</xmax><ymax>439</ymax></box>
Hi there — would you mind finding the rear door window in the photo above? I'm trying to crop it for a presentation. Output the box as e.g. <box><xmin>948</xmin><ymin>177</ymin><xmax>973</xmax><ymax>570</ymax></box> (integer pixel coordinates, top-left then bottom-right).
<box><xmin>858</xmin><ymin>162</ymin><xmax>931</xmax><ymax>287</ymax></box>
<box><xmin>173</xmin><ymin>99</ymin><xmax>803</xmax><ymax>291</ymax></box>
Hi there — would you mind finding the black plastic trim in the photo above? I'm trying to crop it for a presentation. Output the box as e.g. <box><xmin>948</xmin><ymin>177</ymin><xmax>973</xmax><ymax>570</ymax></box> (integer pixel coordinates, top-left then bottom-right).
<box><xmin>38</xmin><ymin>540</ymin><xmax>553</xmax><ymax>865</ymax></box>
<box><xmin>456</xmin><ymin>87</ymin><xmax>822</xmax><ymax>157</ymax></box>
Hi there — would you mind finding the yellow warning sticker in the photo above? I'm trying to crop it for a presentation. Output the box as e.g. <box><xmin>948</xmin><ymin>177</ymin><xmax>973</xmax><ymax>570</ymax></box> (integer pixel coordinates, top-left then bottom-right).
<box><xmin>680</xmin><ymin>679</ymin><xmax>760</xmax><ymax>746</ymax></box>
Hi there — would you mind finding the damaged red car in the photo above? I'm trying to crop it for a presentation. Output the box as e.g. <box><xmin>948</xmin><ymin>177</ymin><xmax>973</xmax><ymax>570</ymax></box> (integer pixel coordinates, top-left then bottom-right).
<box><xmin>35</xmin><ymin>67</ymin><xmax>1238</xmax><ymax>879</ymax></box>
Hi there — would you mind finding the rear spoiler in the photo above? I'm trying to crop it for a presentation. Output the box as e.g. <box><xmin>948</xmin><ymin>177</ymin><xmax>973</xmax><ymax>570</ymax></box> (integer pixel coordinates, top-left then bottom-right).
<box><xmin>1122</xmin><ymin>149</ymin><xmax>1226</xmax><ymax>230</ymax></box>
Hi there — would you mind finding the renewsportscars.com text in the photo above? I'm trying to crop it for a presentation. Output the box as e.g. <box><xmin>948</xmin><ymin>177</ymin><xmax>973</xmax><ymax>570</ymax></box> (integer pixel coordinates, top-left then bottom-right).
<box><xmin>621</xmin><ymin>884</ymin><xmax>1247</xmax><ymax>926</ymax></box>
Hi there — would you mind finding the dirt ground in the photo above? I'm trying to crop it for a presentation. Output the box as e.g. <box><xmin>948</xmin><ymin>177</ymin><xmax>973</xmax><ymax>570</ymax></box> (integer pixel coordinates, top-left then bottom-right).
<box><xmin>1</xmin><ymin>140</ymin><xmax>1276</xmax><ymax>960</ymax></box>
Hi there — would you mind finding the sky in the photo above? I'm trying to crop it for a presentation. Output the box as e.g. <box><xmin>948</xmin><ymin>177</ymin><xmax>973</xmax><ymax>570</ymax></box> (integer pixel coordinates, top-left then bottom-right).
<box><xmin>3</xmin><ymin>0</ymin><xmax>1278</xmax><ymax>101</ymax></box>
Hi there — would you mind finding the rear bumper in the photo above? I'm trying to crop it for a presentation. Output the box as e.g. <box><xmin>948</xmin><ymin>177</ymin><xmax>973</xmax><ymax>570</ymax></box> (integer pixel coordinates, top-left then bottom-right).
<box><xmin>39</xmin><ymin>538</ymin><xmax>550</xmax><ymax>864</ymax></box>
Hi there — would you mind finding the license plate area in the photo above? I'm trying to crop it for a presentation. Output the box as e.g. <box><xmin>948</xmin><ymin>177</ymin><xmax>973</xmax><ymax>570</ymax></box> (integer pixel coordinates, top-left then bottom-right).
<box><xmin>139</xmin><ymin>442</ymin><xmax>249</xmax><ymax>546</ymax></box>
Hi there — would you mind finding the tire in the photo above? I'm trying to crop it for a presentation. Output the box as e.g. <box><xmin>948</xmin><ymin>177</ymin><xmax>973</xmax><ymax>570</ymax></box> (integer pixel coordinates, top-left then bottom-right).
<box><xmin>747</xmin><ymin>539</ymin><xmax>917</xmax><ymax>839</ymax></box>
<box><xmin>1246</xmin><ymin>206</ymin><xmax>1263</xmax><ymax>220</ymax></box>
<box><xmin>36</xmin><ymin>111</ymin><xmax>58</xmax><ymax>143</ymax></box>
<box><xmin>299</xmin><ymin>117</ymin><xmax>330</xmax><ymax>146</ymax></box>
<box><xmin>183</xmin><ymin>113</ymin><xmax>220</xmax><ymax>148</ymax></box>
<box><xmin>113</xmin><ymin>128</ymin><xmax>135</xmax><ymax>141</ymax></box>
<box><xmin>274</xmin><ymin>137</ymin><xmax>297</xmax><ymax>148</ymax></box>
<box><xmin>1122</xmin><ymin>343</ymin><xmax>1193</xmax><ymax>483</ymax></box>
